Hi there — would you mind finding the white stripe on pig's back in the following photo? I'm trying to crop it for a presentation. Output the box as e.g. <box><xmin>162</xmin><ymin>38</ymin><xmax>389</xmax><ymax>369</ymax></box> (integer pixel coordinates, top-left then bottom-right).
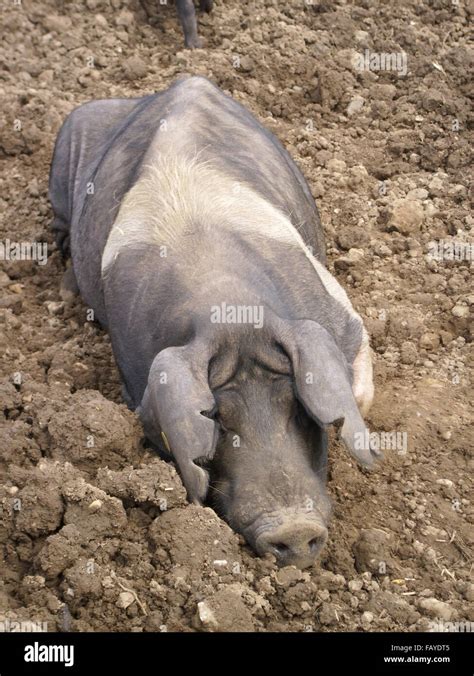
<box><xmin>101</xmin><ymin>151</ymin><xmax>298</xmax><ymax>271</ymax></box>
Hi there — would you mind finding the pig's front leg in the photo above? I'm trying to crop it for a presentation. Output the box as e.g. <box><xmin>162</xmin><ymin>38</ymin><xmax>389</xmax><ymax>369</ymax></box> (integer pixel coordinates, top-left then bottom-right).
<box><xmin>176</xmin><ymin>0</ymin><xmax>201</xmax><ymax>48</ymax></box>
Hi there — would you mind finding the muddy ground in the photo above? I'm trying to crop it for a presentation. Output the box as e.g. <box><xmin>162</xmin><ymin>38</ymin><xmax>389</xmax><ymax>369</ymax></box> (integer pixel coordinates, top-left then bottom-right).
<box><xmin>0</xmin><ymin>0</ymin><xmax>472</xmax><ymax>632</ymax></box>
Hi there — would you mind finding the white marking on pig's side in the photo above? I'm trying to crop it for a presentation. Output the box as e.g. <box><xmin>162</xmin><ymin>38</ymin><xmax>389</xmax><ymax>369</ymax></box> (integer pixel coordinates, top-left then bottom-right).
<box><xmin>302</xmin><ymin>257</ymin><xmax>374</xmax><ymax>415</ymax></box>
<box><xmin>101</xmin><ymin>153</ymin><xmax>297</xmax><ymax>272</ymax></box>
<box><xmin>101</xmin><ymin>153</ymin><xmax>373</xmax><ymax>414</ymax></box>
<box><xmin>351</xmin><ymin>329</ymin><xmax>374</xmax><ymax>415</ymax></box>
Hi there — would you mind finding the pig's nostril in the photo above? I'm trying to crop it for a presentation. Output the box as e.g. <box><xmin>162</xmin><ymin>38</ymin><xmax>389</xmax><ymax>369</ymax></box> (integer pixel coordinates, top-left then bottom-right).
<box><xmin>272</xmin><ymin>542</ymin><xmax>292</xmax><ymax>557</ymax></box>
<box><xmin>256</xmin><ymin>520</ymin><xmax>328</xmax><ymax>567</ymax></box>
<box><xmin>308</xmin><ymin>536</ymin><xmax>324</xmax><ymax>554</ymax></box>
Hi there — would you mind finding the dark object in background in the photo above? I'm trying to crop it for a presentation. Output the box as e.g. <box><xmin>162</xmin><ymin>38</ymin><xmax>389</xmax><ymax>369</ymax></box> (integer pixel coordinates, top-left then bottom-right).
<box><xmin>141</xmin><ymin>0</ymin><xmax>213</xmax><ymax>49</ymax></box>
<box><xmin>176</xmin><ymin>0</ymin><xmax>213</xmax><ymax>48</ymax></box>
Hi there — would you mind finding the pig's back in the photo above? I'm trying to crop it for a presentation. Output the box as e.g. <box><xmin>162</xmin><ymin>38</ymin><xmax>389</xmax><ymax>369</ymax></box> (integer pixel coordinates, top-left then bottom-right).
<box><xmin>67</xmin><ymin>77</ymin><xmax>325</xmax><ymax>323</ymax></box>
<box><xmin>142</xmin><ymin>77</ymin><xmax>325</xmax><ymax>260</ymax></box>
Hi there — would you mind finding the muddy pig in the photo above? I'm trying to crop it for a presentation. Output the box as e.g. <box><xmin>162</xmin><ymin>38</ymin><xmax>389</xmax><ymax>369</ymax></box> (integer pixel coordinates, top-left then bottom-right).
<box><xmin>49</xmin><ymin>76</ymin><xmax>379</xmax><ymax>568</ymax></box>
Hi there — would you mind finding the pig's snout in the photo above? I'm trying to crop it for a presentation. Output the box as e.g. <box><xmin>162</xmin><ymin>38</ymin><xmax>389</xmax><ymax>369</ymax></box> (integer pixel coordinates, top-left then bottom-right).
<box><xmin>255</xmin><ymin>517</ymin><xmax>328</xmax><ymax>569</ymax></box>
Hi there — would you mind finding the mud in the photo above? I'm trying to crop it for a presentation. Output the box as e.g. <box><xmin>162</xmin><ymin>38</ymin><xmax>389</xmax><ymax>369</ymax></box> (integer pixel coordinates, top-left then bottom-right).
<box><xmin>0</xmin><ymin>0</ymin><xmax>472</xmax><ymax>632</ymax></box>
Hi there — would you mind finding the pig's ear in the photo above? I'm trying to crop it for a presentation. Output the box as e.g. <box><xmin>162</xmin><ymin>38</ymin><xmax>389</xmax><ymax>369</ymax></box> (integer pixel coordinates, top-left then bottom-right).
<box><xmin>278</xmin><ymin>320</ymin><xmax>381</xmax><ymax>468</ymax></box>
<box><xmin>137</xmin><ymin>342</ymin><xmax>218</xmax><ymax>503</ymax></box>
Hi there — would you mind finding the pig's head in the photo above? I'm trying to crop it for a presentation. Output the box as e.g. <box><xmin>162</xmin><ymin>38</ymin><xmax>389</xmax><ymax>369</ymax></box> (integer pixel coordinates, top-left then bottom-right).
<box><xmin>138</xmin><ymin>318</ymin><xmax>380</xmax><ymax>569</ymax></box>
<box><xmin>209</xmin><ymin>358</ymin><xmax>331</xmax><ymax>569</ymax></box>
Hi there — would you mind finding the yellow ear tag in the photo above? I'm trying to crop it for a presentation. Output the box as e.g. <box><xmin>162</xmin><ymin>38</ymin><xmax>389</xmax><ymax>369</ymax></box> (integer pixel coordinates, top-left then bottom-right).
<box><xmin>161</xmin><ymin>431</ymin><xmax>171</xmax><ymax>453</ymax></box>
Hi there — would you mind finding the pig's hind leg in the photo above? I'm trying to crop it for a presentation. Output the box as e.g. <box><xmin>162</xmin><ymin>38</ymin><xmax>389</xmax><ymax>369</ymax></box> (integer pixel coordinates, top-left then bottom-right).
<box><xmin>51</xmin><ymin>215</ymin><xmax>71</xmax><ymax>257</ymax></box>
<box><xmin>59</xmin><ymin>263</ymin><xmax>79</xmax><ymax>301</ymax></box>
<box><xmin>50</xmin><ymin>212</ymin><xmax>79</xmax><ymax>300</ymax></box>
<box><xmin>50</xmin><ymin>173</ymin><xmax>79</xmax><ymax>297</ymax></box>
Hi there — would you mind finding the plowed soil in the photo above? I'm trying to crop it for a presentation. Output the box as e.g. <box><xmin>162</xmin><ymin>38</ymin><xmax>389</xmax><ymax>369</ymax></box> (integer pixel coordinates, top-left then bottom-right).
<box><xmin>0</xmin><ymin>0</ymin><xmax>472</xmax><ymax>632</ymax></box>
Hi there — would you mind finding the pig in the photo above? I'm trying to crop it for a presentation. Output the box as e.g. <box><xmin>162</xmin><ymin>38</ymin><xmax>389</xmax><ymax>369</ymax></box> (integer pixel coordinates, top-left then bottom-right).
<box><xmin>49</xmin><ymin>76</ymin><xmax>378</xmax><ymax>569</ymax></box>
<box><xmin>141</xmin><ymin>0</ymin><xmax>213</xmax><ymax>49</ymax></box>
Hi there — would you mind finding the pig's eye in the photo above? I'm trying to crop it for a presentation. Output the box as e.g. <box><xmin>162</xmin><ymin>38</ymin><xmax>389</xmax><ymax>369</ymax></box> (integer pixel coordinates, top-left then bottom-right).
<box><xmin>294</xmin><ymin>401</ymin><xmax>312</xmax><ymax>428</ymax></box>
<box><xmin>215</xmin><ymin>414</ymin><xmax>230</xmax><ymax>434</ymax></box>
<box><xmin>201</xmin><ymin>404</ymin><xmax>218</xmax><ymax>420</ymax></box>
<box><xmin>201</xmin><ymin>406</ymin><xmax>229</xmax><ymax>435</ymax></box>
<box><xmin>194</xmin><ymin>456</ymin><xmax>212</xmax><ymax>471</ymax></box>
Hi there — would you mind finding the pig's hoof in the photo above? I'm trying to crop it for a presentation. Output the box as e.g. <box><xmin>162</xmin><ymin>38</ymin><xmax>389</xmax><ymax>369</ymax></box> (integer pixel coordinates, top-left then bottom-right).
<box><xmin>185</xmin><ymin>36</ymin><xmax>203</xmax><ymax>49</ymax></box>
<box><xmin>51</xmin><ymin>216</ymin><xmax>71</xmax><ymax>257</ymax></box>
<box><xmin>59</xmin><ymin>265</ymin><xmax>79</xmax><ymax>302</ymax></box>
<box><xmin>121</xmin><ymin>384</ymin><xmax>134</xmax><ymax>410</ymax></box>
